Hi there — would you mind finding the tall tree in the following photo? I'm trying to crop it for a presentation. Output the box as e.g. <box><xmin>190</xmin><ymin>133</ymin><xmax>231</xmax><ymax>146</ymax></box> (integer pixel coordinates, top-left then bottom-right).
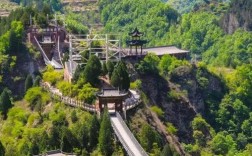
<box><xmin>9</xmin><ymin>21</ymin><xmax>24</xmax><ymax>54</ymax></box>
<box><xmin>139</xmin><ymin>123</ymin><xmax>161</xmax><ymax>152</ymax></box>
<box><xmin>0</xmin><ymin>88</ymin><xmax>12</xmax><ymax>119</ymax></box>
<box><xmin>89</xmin><ymin>115</ymin><xmax>100</xmax><ymax>150</ymax></box>
<box><xmin>137</xmin><ymin>53</ymin><xmax>160</xmax><ymax>75</ymax></box>
<box><xmin>72</xmin><ymin>65</ymin><xmax>82</xmax><ymax>83</ymax></box>
<box><xmin>110</xmin><ymin>61</ymin><xmax>130</xmax><ymax>90</ymax></box>
<box><xmin>102</xmin><ymin>62</ymin><xmax>108</xmax><ymax>76</ymax></box>
<box><xmin>160</xmin><ymin>144</ymin><xmax>173</xmax><ymax>156</ymax></box>
<box><xmin>83</xmin><ymin>55</ymin><xmax>102</xmax><ymax>86</ymax></box>
<box><xmin>98</xmin><ymin>110</ymin><xmax>112</xmax><ymax>156</ymax></box>
<box><xmin>25</xmin><ymin>74</ymin><xmax>33</xmax><ymax>92</ymax></box>
<box><xmin>106</xmin><ymin>60</ymin><xmax>114</xmax><ymax>79</ymax></box>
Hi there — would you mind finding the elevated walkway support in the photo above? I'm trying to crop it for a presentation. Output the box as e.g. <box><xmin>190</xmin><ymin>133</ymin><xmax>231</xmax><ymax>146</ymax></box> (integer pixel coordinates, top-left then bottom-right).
<box><xmin>110</xmin><ymin>112</ymin><xmax>148</xmax><ymax>156</ymax></box>
<box><xmin>34</xmin><ymin>36</ymin><xmax>63</xmax><ymax>69</ymax></box>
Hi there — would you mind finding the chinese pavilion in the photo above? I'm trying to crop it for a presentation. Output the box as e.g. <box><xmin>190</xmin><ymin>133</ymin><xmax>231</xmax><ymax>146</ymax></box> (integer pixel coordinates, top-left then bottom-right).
<box><xmin>126</xmin><ymin>28</ymin><xmax>147</xmax><ymax>55</ymax></box>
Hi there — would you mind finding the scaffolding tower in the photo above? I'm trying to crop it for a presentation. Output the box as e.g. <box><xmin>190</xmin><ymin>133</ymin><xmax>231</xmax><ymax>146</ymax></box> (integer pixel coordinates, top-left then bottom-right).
<box><xmin>69</xmin><ymin>34</ymin><xmax>123</xmax><ymax>64</ymax></box>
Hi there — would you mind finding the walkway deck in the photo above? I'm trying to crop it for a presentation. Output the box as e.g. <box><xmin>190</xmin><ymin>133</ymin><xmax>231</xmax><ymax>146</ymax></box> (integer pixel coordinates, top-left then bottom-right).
<box><xmin>110</xmin><ymin>113</ymin><xmax>148</xmax><ymax>156</ymax></box>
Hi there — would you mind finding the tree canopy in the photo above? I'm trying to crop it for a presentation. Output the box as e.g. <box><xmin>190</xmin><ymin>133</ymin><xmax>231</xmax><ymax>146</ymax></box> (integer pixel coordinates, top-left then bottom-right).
<box><xmin>83</xmin><ymin>55</ymin><xmax>102</xmax><ymax>86</ymax></box>
<box><xmin>110</xmin><ymin>61</ymin><xmax>130</xmax><ymax>90</ymax></box>
<box><xmin>98</xmin><ymin>110</ymin><xmax>113</xmax><ymax>156</ymax></box>
<box><xmin>0</xmin><ymin>88</ymin><xmax>12</xmax><ymax>119</ymax></box>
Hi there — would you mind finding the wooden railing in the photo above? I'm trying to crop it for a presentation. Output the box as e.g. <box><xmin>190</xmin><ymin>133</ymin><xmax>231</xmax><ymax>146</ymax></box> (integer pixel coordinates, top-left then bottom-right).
<box><xmin>41</xmin><ymin>82</ymin><xmax>96</xmax><ymax>112</ymax></box>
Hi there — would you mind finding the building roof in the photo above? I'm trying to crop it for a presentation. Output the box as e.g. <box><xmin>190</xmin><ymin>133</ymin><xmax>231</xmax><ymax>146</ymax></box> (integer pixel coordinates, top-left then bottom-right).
<box><xmin>143</xmin><ymin>46</ymin><xmax>189</xmax><ymax>56</ymax></box>
<box><xmin>128</xmin><ymin>27</ymin><xmax>144</xmax><ymax>37</ymax></box>
<box><xmin>97</xmin><ymin>89</ymin><xmax>128</xmax><ymax>97</ymax></box>
<box><xmin>126</xmin><ymin>39</ymin><xmax>147</xmax><ymax>46</ymax></box>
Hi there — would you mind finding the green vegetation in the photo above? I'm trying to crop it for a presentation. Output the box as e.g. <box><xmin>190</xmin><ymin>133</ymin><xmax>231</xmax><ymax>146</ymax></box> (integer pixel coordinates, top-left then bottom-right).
<box><xmin>130</xmin><ymin>79</ymin><xmax>142</xmax><ymax>90</ymax></box>
<box><xmin>0</xmin><ymin>140</ymin><xmax>4</xmax><ymax>156</ymax></box>
<box><xmin>83</xmin><ymin>55</ymin><xmax>102</xmax><ymax>86</ymax></box>
<box><xmin>166</xmin><ymin>122</ymin><xmax>177</xmax><ymax>135</ymax></box>
<box><xmin>0</xmin><ymin>88</ymin><xmax>13</xmax><ymax>119</ymax></box>
<box><xmin>24</xmin><ymin>87</ymin><xmax>49</xmax><ymax>112</ymax></box>
<box><xmin>111</xmin><ymin>61</ymin><xmax>130</xmax><ymax>90</ymax></box>
<box><xmin>106</xmin><ymin>60</ymin><xmax>114</xmax><ymax>79</ymax></box>
<box><xmin>24</xmin><ymin>74</ymin><xmax>33</xmax><ymax>92</ymax></box>
<box><xmin>203</xmin><ymin>29</ymin><xmax>252</xmax><ymax>67</ymax></box>
<box><xmin>221</xmin><ymin>0</ymin><xmax>252</xmax><ymax>33</ymax></box>
<box><xmin>136</xmin><ymin>49</ymin><xmax>252</xmax><ymax>154</ymax></box>
<box><xmin>150</xmin><ymin>106</ymin><xmax>164</xmax><ymax>118</ymax></box>
<box><xmin>42</xmin><ymin>66</ymin><xmax>63</xmax><ymax>85</ymax></box>
<box><xmin>136</xmin><ymin>53</ymin><xmax>160</xmax><ymax>75</ymax></box>
<box><xmin>139</xmin><ymin>123</ymin><xmax>162</xmax><ymax>153</ymax></box>
<box><xmin>64</xmin><ymin>13</ymin><xmax>89</xmax><ymax>34</ymax></box>
<box><xmin>0</xmin><ymin>99</ymin><xmax>95</xmax><ymax>155</ymax></box>
<box><xmin>10</xmin><ymin>0</ymin><xmax>62</xmax><ymax>12</ymax></box>
<box><xmin>98</xmin><ymin>110</ymin><xmax>113</xmax><ymax>156</ymax></box>
<box><xmin>1</xmin><ymin>0</ymin><xmax>252</xmax><ymax>155</ymax></box>
<box><xmin>99</xmin><ymin>0</ymin><xmax>179</xmax><ymax>46</ymax></box>
<box><xmin>167</xmin><ymin>0</ymin><xmax>230</xmax><ymax>14</ymax></box>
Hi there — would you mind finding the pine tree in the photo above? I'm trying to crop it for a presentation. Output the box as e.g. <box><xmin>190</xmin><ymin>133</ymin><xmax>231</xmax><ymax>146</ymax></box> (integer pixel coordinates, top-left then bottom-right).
<box><xmin>0</xmin><ymin>88</ymin><xmax>12</xmax><ymax>119</ymax></box>
<box><xmin>25</xmin><ymin>74</ymin><xmax>33</xmax><ymax>92</ymax></box>
<box><xmin>111</xmin><ymin>61</ymin><xmax>130</xmax><ymax>90</ymax></box>
<box><xmin>73</xmin><ymin>65</ymin><xmax>82</xmax><ymax>83</ymax></box>
<box><xmin>83</xmin><ymin>55</ymin><xmax>101</xmax><ymax>86</ymax></box>
<box><xmin>160</xmin><ymin>144</ymin><xmax>173</xmax><ymax>156</ymax></box>
<box><xmin>98</xmin><ymin>110</ymin><xmax>112</xmax><ymax>156</ymax></box>
<box><xmin>89</xmin><ymin>115</ymin><xmax>100</xmax><ymax>150</ymax></box>
<box><xmin>102</xmin><ymin>62</ymin><xmax>108</xmax><ymax>76</ymax></box>
<box><xmin>106</xmin><ymin>60</ymin><xmax>114</xmax><ymax>79</ymax></box>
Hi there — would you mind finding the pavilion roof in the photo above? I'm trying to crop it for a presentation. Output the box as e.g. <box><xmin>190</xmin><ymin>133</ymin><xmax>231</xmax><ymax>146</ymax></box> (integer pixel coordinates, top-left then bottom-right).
<box><xmin>97</xmin><ymin>89</ymin><xmax>128</xmax><ymax>97</ymax></box>
<box><xmin>128</xmin><ymin>27</ymin><xmax>144</xmax><ymax>37</ymax></box>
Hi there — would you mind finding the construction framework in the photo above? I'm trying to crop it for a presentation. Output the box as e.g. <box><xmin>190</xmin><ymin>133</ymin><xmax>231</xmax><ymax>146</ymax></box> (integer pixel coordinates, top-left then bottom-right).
<box><xmin>69</xmin><ymin>34</ymin><xmax>125</xmax><ymax>63</ymax></box>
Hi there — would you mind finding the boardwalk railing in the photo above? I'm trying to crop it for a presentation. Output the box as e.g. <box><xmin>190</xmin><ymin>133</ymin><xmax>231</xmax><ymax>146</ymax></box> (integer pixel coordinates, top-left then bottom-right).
<box><xmin>41</xmin><ymin>82</ymin><xmax>96</xmax><ymax>112</ymax></box>
<box><xmin>41</xmin><ymin>81</ymin><xmax>141</xmax><ymax>112</ymax></box>
<box><xmin>111</xmin><ymin>112</ymin><xmax>148</xmax><ymax>156</ymax></box>
<box><xmin>34</xmin><ymin>36</ymin><xmax>50</xmax><ymax>63</ymax></box>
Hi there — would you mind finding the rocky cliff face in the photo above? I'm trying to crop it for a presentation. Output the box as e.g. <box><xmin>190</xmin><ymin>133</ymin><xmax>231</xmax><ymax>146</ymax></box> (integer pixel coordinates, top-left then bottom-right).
<box><xmin>140</xmin><ymin>74</ymin><xmax>196</xmax><ymax>143</ymax></box>
<box><xmin>221</xmin><ymin>0</ymin><xmax>252</xmax><ymax>34</ymax></box>
<box><xmin>140</xmin><ymin>65</ymin><xmax>226</xmax><ymax>143</ymax></box>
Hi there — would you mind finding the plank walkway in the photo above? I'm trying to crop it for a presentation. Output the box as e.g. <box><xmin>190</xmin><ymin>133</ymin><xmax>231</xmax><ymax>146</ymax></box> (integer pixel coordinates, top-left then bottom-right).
<box><xmin>111</xmin><ymin>112</ymin><xmax>148</xmax><ymax>156</ymax></box>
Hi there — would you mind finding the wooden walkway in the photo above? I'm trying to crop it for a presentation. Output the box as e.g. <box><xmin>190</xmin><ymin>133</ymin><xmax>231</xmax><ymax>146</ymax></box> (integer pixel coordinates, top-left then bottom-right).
<box><xmin>41</xmin><ymin>81</ymin><xmax>141</xmax><ymax>112</ymax></box>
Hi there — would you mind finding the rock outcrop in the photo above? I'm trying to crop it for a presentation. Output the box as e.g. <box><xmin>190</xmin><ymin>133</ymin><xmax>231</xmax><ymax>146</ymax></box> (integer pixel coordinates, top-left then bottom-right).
<box><xmin>221</xmin><ymin>0</ymin><xmax>252</xmax><ymax>34</ymax></box>
<box><xmin>139</xmin><ymin>65</ymin><xmax>226</xmax><ymax>143</ymax></box>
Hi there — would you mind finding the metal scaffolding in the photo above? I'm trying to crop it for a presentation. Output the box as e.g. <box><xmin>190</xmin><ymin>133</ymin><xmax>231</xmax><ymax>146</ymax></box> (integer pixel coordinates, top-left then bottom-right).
<box><xmin>69</xmin><ymin>34</ymin><xmax>123</xmax><ymax>63</ymax></box>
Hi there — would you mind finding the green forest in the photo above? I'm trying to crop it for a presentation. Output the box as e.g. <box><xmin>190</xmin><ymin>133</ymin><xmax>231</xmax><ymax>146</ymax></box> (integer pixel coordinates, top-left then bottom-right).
<box><xmin>0</xmin><ymin>0</ymin><xmax>252</xmax><ymax>155</ymax></box>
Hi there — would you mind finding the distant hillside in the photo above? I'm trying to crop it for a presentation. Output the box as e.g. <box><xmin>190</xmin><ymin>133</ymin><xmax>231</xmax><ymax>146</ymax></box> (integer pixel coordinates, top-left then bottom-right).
<box><xmin>221</xmin><ymin>0</ymin><xmax>252</xmax><ymax>34</ymax></box>
<box><xmin>166</xmin><ymin>0</ymin><xmax>230</xmax><ymax>14</ymax></box>
<box><xmin>99</xmin><ymin>0</ymin><xmax>179</xmax><ymax>46</ymax></box>
<box><xmin>0</xmin><ymin>0</ymin><xmax>19</xmax><ymax>17</ymax></box>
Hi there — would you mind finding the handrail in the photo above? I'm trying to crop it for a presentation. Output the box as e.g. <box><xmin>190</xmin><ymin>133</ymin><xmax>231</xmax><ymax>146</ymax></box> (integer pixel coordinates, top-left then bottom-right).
<box><xmin>112</xmin><ymin>112</ymin><xmax>148</xmax><ymax>156</ymax></box>
<box><xmin>111</xmin><ymin>120</ymin><xmax>134</xmax><ymax>156</ymax></box>
<box><xmin>34</xmin><ymin>36</ymin><xmax>50</xmax><ymax>62</ymax></box>
<box><xmin>41</xmin><ymin>82</ymin><xmax>96</xmax><ymax>112</ymax></box>
<box><xmin>57</xmin><ymin>36</ymin><xmax>64</xmax><ymax>66</ymax></box>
